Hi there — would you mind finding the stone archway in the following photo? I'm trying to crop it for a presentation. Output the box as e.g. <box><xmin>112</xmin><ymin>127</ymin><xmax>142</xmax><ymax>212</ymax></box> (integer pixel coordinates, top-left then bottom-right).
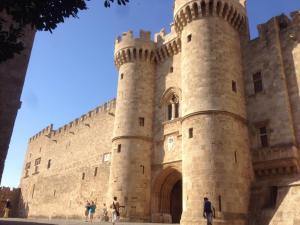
<box><xmin>151</xmin><ymin>167</ymin><xmax>182</xmax><ymax>223</ymax></box>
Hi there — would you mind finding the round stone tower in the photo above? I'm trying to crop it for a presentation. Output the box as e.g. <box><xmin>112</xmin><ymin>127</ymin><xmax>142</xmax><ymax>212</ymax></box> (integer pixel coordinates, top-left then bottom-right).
<box><xmin>174</xmin><ymin>0</ymin><xmax>252</xmax><ymax>225</ymax></box>
<box><xmin>109</xmin><ymin>30</ymin><xmax>156</xmax><ymax>221</ymax></box>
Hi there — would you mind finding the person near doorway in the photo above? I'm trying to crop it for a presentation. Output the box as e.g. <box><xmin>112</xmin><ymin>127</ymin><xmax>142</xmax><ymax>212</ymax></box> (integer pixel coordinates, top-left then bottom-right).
<box><xmin>89</xmin><ymin>201</ymin><xmax>96</xmax><ymax>223</ymax></box>
<box><xmin>203</xmin><ymin>197</ymin><xmax>215</xmax><ymax>225</ymax></box>
<box><xmin>3</xmin><ymin>199</ymin><xmax>11</xmax><ymax>218</ymax></box>
<box><xmin>84</xmin><ymin>200</ymin><xmax>91</xmax><ymax>222</ymax></box>
<box><xmin>111</xmin><ymin>197</ymin><xmax>120</xmax><ymax>225</ymax></box>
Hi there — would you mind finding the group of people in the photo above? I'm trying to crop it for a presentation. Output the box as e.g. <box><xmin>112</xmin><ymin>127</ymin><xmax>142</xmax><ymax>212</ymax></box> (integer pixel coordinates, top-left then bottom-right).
<box><xmin>84</xmin><ymin>196</ymin><xmax>214</xmax><ymax>225</ymax></box>
<box><xmin>84</xmin><ymin>197</ymin><xmax>121</xmax><ymax>224</ymax></box>
<box><xmin>84</xmin><ymin>201</ymin><xmax>97</xmax><ymax>222</ymax></box>
<box><xmin>84</xmin><ymin>196</ymin><xmax>215</xmax><ymax>224</ymax></box>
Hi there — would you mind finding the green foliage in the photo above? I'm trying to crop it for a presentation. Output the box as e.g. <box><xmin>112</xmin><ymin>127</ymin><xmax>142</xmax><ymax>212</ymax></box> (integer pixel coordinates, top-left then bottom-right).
<box><xmin>0</xmin><ymin>0</ymin><xmax>130</xmax><ymax>63</ymax></box>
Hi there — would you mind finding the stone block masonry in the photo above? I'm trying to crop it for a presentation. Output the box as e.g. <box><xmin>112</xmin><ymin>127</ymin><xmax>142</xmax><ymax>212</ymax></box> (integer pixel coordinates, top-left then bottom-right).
<box><xmin>17</xmin><ymin>1</ymin><xmax>300</xmax><ymax>225</ymax></box>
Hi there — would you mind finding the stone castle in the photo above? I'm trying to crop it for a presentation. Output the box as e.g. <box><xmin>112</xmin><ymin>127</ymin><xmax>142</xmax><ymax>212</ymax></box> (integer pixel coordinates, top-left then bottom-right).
<box><xmin>18</xmin><ymin>0</ymin><xmax>300</xmax><ymax>225</ymax></box>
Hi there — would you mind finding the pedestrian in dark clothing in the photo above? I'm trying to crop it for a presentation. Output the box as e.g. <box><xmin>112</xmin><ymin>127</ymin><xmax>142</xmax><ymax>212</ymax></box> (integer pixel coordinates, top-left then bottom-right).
<box><xmin>203</xmin><ymin>197</ymin><xmax>215</xmax><ymax>225</ymax></box>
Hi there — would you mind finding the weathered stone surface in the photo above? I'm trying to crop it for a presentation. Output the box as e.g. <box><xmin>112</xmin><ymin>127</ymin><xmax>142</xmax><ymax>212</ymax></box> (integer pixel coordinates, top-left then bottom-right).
<box><xmin>15</xmin><ymin>1</ymin><xmax>300</xmax><ymax>225</ymax></box>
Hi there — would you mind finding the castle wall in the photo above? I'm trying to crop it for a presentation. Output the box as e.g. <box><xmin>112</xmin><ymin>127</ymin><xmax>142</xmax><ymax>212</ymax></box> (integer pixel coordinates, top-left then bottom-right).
<box><xmin>19</xmin><ymin>100</ymin><xmax>115</xmax><ymax>219</ymax></box>
<box><xmin>249</xmin><ymin>176</ymin><xmax>300</xmax><ymax>225</ymax></box>
<box><xmin>0</xmin><ymin>12</ymin><xmax>35</xmax><ymax>182</ymax></box>
<box><xmin>14</xmin><ymin>2</ymin><xmax>300</xmax><ymax>225</ymax></box>
<box><xmin>244</xmin><ymin>11</ymin><xmax>300</xmax><ymax>225</ymax></box>
<box><xmin>0</xmin><ymin>187</ymin><xmax>20</xmax><ymax>217</ymax></box>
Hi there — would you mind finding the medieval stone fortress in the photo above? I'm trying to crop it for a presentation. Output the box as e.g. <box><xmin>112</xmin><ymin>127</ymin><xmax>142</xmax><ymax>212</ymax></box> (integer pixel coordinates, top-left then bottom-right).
<box><xmin>15</xmin><ymin>0</ymin><xmax>300</xmax><ymax>224</ymax></box>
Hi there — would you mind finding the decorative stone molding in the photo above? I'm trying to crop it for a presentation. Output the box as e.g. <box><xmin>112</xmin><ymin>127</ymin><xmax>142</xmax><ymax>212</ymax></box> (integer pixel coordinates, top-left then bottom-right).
<box><xmin>174</xmin><ymin>0</ymin><xmax>247</xmax><ymax>33</ymax></box>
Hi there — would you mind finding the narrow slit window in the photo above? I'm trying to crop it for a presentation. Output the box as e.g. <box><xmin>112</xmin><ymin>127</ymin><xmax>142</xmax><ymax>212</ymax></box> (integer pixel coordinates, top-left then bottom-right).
<box><xmin>139</xmin><ymin>117</ymin><xmax>145</xmax><ymax>127</ymax></box>
<box><xmin>187</xmin><ymin>34</ymin><xmax>192</xmax><ymax>42</ymax></box>
<box><xmin>189</xmin><ymin>128</ymin><xmax>193</xmax><ymax>138</ymax></box>
<box><xmin>253</xmin><ymin>72</ymin><xmax>263</xmax><ymax>93</ymax></box>
<box><xmin>82</xmin><ymin>173</ymin><xmax>85</xmax><ymax>180</ymax></box>
<box><xmin>218</xmin><ymin>195</ymin><xmax>222</xmax><ymax>212</ymax></box>
<box><xmin>94</xmin><ymin>167</ymin><xmax>98</xmax><ymax>177</ymax></box>
<box><xmin>117</xmin><ymin>144</ymin><xmax>122</xmax><ymax>153</ymax></box>
<box><xmin>259</xmin><ymin>127</ymin><xmax>269</xmax><ymax>147</ymax></box>
<box><xmin>234</xmin><ymin>152</ymin><xmax>237</xmax><ymax>163</ymax></box>
<box><xmin>47</xmin><ymin>159</ymin><xmax>51</xmax><ymax>169</ymax></box>
<box><xmin>168</xmin><ymin>104</ymin><xmax>172</xmax><ymax>120</ymax></box>
<box><xmin>120</xmin><ymin>73</ymin><xmax>124</xmax><ymax>80</ymax></box>
<box><xmin>170</xmin><ymin>66</ymin><xmax>174</xmax><ymax>73</ymax></box>
<box><xmin>232</xmin><ymin>81</ymin><xmax>237</xmax><ymax>93</ymax></box>
<box><xmin>32</xmin><ymin>184</ymin><xmax>35</xmax><ymax>199</ymax></box>
<box><xmin>174</xmin><ymin>103</ymin><xmax>179</xmax><ymax>118</ymax></box>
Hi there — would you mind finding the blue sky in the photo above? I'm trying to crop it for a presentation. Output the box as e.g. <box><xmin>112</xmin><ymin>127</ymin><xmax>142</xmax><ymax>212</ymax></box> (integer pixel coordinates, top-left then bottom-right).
<box><xmin>2</xmin><ymin>0</ymin><xmax>300</xmax><ymax>188</ymax></box>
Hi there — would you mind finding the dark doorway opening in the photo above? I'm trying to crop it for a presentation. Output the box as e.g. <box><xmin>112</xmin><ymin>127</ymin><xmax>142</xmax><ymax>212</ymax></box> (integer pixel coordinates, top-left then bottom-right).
<box><xmin>170</xmin><ymin>180</ymin><xmax>182</xmax><ymax>223</ymax></box>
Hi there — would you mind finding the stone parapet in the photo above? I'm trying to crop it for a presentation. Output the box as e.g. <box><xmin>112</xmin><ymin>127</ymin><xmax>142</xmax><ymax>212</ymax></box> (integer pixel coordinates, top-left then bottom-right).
<box><xmin>29</xmin><ymin>99</ymin><xmax>116</xmax><ymax>143</ymax></box>
<box><xmin>173</xmin><ymin>0</ymin><xmax>246</xmax><ymax>33</ymax></box>
<box><xmin>252</xmin><ymin>145</ymin><xmax>300</xmax><ymax>177</ymax></box>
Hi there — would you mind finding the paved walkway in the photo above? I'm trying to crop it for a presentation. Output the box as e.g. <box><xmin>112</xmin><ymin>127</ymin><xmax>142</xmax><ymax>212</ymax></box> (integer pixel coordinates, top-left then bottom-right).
<box><xmin>0</xmin><ymin>218</ymin><xmax>173</xmax><ymax>225</ymax></box>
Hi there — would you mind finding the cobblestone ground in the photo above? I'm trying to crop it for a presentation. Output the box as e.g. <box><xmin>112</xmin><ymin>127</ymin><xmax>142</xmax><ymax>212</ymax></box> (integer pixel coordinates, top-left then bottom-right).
<box><xmin>0</xmin><ymin>219</ymin><xmax>172</xmax><ymax>225</ymax></box>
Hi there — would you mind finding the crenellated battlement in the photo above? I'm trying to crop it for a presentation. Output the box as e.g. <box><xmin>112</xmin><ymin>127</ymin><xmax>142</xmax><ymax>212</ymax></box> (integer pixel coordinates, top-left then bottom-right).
<box><xmin>174</xmin><ymin>0</ymin><xmax>246</xmax><ymax>33</ymax></box>
<box><xmin>114</xmin><ymin>30</ymin><xmax>157</xmax><ymax>69</ymax></box>
<box><xmin>115</xmin><ymin>30</ymin><xmax>152</xmax><ymax>45</ymax></box>
<box><xmin>29</xmin><ymin>124</ymin><xmax>53</xmax><ymax>142</ymax></box>
<box><xmin>254</xmin><ymin>11</ymin><xmax>300</xmax><ymax>43</ymax></box>
<box><xmin>155</xmin><ymin>37</ymin><xmax>181</xmax><ymax>63</ymax></box>
<box><xmin>29</xmin><ymin>99</ymin><xmax>116</xmax><ymax>143</ymax></box>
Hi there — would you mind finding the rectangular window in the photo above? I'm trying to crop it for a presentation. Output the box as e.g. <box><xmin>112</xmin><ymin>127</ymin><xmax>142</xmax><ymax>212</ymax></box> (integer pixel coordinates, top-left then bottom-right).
<box><xmin>232</xmin><ymin>81</ymin><xmax>237</xmax><ymax>93</ymax></box>
<box><xmin>253</xmin><ymin>72</ymin><xmax>263</xmax><ymax>93</ymax></box>
<box><xmin>139</xmin><ymin>117</ymin><xmax>145</xmax><ymax>127</ymax></box>
<box><xmin>189</xmin><ymin>128</ymin><xmax>193</xmax><ymax>138</ymax></box>
<box><xmin>175</xmin><ymin>103</ymin><xmax>179</xmax><ymax>118</ymax></box>
<box><xmin>120</xmin><ymin>73</ymin><xmax>124</xmax><ymax>80</ymax></box>
<box><xmin>187</xmin><ymin>34</ymin><xmax>192</xmax><ymax>42</ymax></box>
<box><xmin>47</xmin><ymin>160</ymin><xmax>51</xmax><ymax>169</ymax></box>
<box><xmin>218</xmin><ymin>195</ymin><xmax>222</xmax><ymax>212</ymax></box>
<box><xmin>34</xmin><ymin>158</ymin><xmax>41</xmax><ymax>174</ymax></box>
<box><xmin>259</xmin><ymin>127</ymin><xmax>269</xmax><ymax>147</ymax></box>
<box><xmin>35</xmin><ymin>158</ymin><xmax>41</xmax><ymax>166</ymax></box>
<box><xmin>168</xmin><ymin>104</ymin><xmax>172</xmax><ymax>120</ymax></box>
<box><xmin>94</xmin><ymin>167</ymin><xmax>98</xmax><ymax>177</ymax></box>
<box><xmin>117</xmin><ymin>144</ymin><xmax>122</xmax><ymax>153</ymax></box>
<box><xmin>82</xmin><ymin>173</ymin><xmax>85</xmax><ymax>180</ymax></box>
<box><xmin>170</xmin><ymin>66</ymin><xmax>174</xmax><ymax>73</ymax></box>
<box><xmin>25</xmin><ymin>162</ymin><xmax>31</xmax><ymax>169</ymax></box>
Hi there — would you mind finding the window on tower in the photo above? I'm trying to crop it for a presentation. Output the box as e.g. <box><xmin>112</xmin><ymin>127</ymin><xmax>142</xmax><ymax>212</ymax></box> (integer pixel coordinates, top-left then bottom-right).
<box><xmin>253</xmin><ymin>72</ymin><xmax>263</xmax><ymax>93</ymax></box>
<box><xmin>232</xmin><ymin>80</ymin><xmax>237</xmax><ymax>93</ymax></box>
<box><xmin>259</xmin><ymin>126</ymin><xmax>269</xmax><ymax>148</ymax></box>
<box><xmin>166</xmin><ymin>94</ymin><xmax>180</xmax><ymax>121</ymax></box>
<box><xmin>139</xmin><ymin>117</ymin><xmax>145</xmax><ymax>127</ymax></box>
<box><xmin>187</xmin><ymin>34</ymin><xmax>192</xmax><ymax>42</ymax></box>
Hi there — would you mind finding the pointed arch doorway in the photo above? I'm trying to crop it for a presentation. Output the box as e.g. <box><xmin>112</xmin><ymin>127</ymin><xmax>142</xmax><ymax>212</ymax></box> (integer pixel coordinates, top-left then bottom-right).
<box><xmin>152</xmin><ymin>168</ymin><xmax>182</xmax><ymax>224</ymax></box>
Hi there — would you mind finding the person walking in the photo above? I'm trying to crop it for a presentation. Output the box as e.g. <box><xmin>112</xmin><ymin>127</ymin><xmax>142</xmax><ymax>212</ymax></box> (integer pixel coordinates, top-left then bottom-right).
<box><xmin>101</xmin><ymin>203</ymin><xmax>108</xmax><ymax>221</ymax></box>
<box><xmin>111</xmin><ymin>197</ymin><xmax>120</xmax><ymax>225</ymax></box>
<box><xmin>89</xmin><ymin>201</ymin><xmax>96</xmax><ymax>223</ymax></box>
<box><xmin>84</xmin><ymin>200</ymin><xmax>91</xmax><ymax>222</ymax></box>
<box><xmin>3</xmin><ymin>199</ymin><xmax>11</xmax><ymax>218</ymax></box>
<box><xmin>203</xmin><ymin>197</ymin><xmax>215</xmax><ymax>225</ymax></box>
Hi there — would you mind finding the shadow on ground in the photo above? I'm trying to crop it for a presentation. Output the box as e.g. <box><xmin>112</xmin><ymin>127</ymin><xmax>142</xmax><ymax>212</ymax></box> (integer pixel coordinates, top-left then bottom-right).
<box><xmin>0</xmin><ymin>222</ymin><xmax>54</xmax><ymax>225</ymax></box>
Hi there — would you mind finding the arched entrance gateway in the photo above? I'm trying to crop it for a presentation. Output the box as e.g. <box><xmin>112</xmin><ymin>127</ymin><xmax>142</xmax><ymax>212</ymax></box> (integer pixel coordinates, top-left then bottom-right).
<box><xmin>151</xmin><ymin>167</ymin><xmax>182</xmax><ymax>224</ymax></box>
